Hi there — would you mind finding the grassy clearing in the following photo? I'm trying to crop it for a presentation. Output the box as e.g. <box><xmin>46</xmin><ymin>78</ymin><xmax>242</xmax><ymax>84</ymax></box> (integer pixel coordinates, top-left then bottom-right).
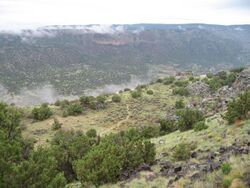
<box><xmin>152</xmin><ymin>118</ymin><xmax>250</xmax><ymax>161</ymax></box>
<box><xmin>22</xmin><ymin>83</ymin><xmax>193</xmax><ymax>146</ymax></box>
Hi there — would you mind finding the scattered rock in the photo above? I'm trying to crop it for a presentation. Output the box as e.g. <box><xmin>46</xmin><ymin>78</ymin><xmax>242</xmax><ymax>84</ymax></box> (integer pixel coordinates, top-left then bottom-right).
<box><xmin>242</xmin><ymin>171</ymin><xmax>250</xmax><ymax>187</ymax></box>
<box><xmin>209</xmin><ymin>162</ymin><xmax>221</xmax><ymax>171</ymax></box>
<box><xmin>160</xmin><ymin>152</ymin><xmax>168</xmax><ymax>157</ymax></box>
<box><xmin>174</xmin><ymin>166</ymin><xmax>182</xmax><ymax>173</ymax></box>
<box><xmin>159</xmin><ymin>140</ymin><xmax>165</xmax><ymax>144</ymax></box>
<box><xmin>219</xmin><ymin>146</ymin><xmax>226</xmax><ymax>154</ymax></box>
<box><xmin>208</xmin><ymin>152</ymin><xmax>216</xmax><ymax>160</ymax></box>
<box><xmin>137</xmin><ymin>163</ymin><xmax>151</xmax><ymax>171</ymax></box>
<box><xmin>191</xmin><ymin>151</ymin><xmax>197</xmax><ymax>158</ymax></box>
<box><xmin>247</xmin><ymin>130</ymin><xmax>250</xmax><ymax>135</ymax></box>
<box><xmin>190</xmin><ymin>172</ymin><xmax>201</xmax><ymax>180</ymax></box>
<box><xmin>168</xmin><ymin>179</ymin><xmax>174</xmax><ymax>186</ymax></box>
<box><xmin>160</xmin><ymin>160</ymin><xmax>173</xmax><ymax>170</ymax></box>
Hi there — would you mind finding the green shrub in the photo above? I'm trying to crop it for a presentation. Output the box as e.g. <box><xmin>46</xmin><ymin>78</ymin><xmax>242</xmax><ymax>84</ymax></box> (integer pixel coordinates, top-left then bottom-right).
<box><xmin>59</xmin><ymin>100</ymin><xmax>70</xmax><ymax>108</ymax></box>
<box><xmin>54</xmin><ymin>100</ymin><xmax>61</xmax><ymax>106</ymax></box>
<box><xmin>74</xmin><ymin>131</ymin><xmax>155</xmax><ymax>186</ymax></box>
<box><xmin>222</xmin><ymin>178</ymin><xmax>232</xmax><ymax>188</ymax></box>
<box><xmin>86</xmin><ymin>129</ymin><xmax>97</xmax><ymax>138</ymax></box>
<box><xmin>174</xmin><ymin>80</ymin><xmax>188</xmax><ymax>87</ymax></box>
<box><xmin>156</xmin><ymin>78</ymin><xmax>163</xmax><ymax>83</ymax></box>
<box><xmin>89</xmin><ymin>101</ymin><xmax>98</xmax><ymax>110</ymax></box>
<box><xmin>124</xmin><ymin>88</ymin><xmax>131</xmax><ymax>92</ymax></box>
<box><xmin>172</xmin><ymin>143</ymin><xmax>191</xmax><ymax>161</ymax></box>
<box><xmin>136</xmin><ymin>85</ymin><xmax>147</xmax><ymax>90</ymax></box>
<box><xmin>16</xmin><ymin>148</ymin><xmax>67</xmax><ymax>187</ymax></box>
<box><xmin>224</xmin><ymin>73</ymin><xmax>236</xmax><ymax>86</ymax></box>
<box><xmin>141</xmin><ymin>126</ymin><xmax>159</xmax><ymax>138</ymax></box>
<box><xmin>205</xmin><ymin>72</ymin><xmax>237</xmax><ymax>91</ymax></box>
<box><xmin>205</xmin><ymin>77</ymin><xmax>222</xmax><ymax>91</ymax></box>
<box><xmin>65</xmin><ymin>103</ymin><xmax>83</xmax><ymax>116</ymax></box>
<box><xmin>221</xmin><ymin>163</ymin><xmax>232</xmax><ymax>175</ymax></box>
<box><xmin>146</xmin><ymin>90</ymin><xmax>154</xmax><ymax>95</ymax></box>
<box><xmin>52</xmin><ymin>130</ymin><xmax>96</xmax><ymax>181</ymax></box>
<box><xmin>96</xmin><ymin>95</ymin><xmax>106</xmax><ymax>104</ymax></box>
<box><xmin>112</xmin><ymin>94</ymin><xmax>121</xmax><ymax>103</ymax></box>
<box><xmin>225</xmin><ymin>91</ymin><xmax>250</xmax><ymax>123</ymax></box>
<box><xmin>131</xmin><ymin>91</ymin><xmax>142</xmax><ymax>98</ymax></box>
<box><xmin>163</xmin><ymin>76</ymin><xmax>175</xmax><ymax>85</ymax></box>
<box><xmin>177</xmin><ymin>108</ymin><xmax>204</xmax><ymax>131</ymax></box>
<box><xmin>206</xmin><ymin>73</ymin><xmax>213</xmax><ymax>78</ymax></box>
<box><xmin>51</xmin><ymin>118</ymin><xmax>61</xmax><ymax>131</ymax></box>
<box><xmin>32</xmin><ymin>104</ymin><xmax>53</xmax><ymax>121</ymax></box>
<box><xmin>194</xmin><ymin>121</ymin><xmax>208</xmax><ymax>132</ymax></box>
<box><xmin>217</xmin><ymin>71</ymin><xmax>227</xmax><ymax>80</ymax></box>
<box><xmin>159</xmin><ymin>119</ymin><xmax>177</xmax><ymax>135</ymax></box>
<box><xmin>80</xmin><ymin>96</ymin><xmax>95</xmax><ymax>105</ymax></box>
<box><xmin>189</xmin><ymin>76</ymin><xmax>195</xmax><ymax>81</ymax></box>
<box><xmin>172</xmin><ymin>87</ymin><xmax>189</xmax><ymax>96</ymax></box>
<box><xmin>230</xmin><ymin>67</ymin><xmax>245</xmax><ymax>73</ymax></box>
<box><xmin>175</xmin><ymin>99</ymin><xmax>185</xmax><ymax>109</ymax></box>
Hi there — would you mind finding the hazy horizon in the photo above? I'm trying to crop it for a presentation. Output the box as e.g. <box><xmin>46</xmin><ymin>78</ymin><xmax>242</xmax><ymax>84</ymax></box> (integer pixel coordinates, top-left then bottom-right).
<box><xmin>1</xmin><ymin>0</ymin><xmax>250</xmax><ymax>30</ymax></box>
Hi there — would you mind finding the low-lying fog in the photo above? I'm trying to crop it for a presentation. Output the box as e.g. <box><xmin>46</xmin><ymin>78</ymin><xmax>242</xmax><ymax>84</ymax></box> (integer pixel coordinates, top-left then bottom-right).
<box><xmin>0</xmin><ymin>77</ymin><xmax>149</xmax><ymax>106</ymax></box>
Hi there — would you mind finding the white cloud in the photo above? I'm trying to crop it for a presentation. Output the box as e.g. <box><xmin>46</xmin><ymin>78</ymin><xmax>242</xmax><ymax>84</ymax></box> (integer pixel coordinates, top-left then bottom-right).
<box><xmin>0</xmin><ymin>0</ymin><xmax>249</xmax><ymax>30</ymax></box>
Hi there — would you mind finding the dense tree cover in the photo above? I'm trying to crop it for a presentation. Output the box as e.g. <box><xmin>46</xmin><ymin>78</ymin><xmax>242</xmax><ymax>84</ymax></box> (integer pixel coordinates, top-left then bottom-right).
<box><xmin>14</xmin><ymin>148</ymin><xmax>67</xmax><ymax>187</ymax></box>
<box><xmin>74</xmin><ymin>130</ymin><xmax>155</xmax><ymax>186</ymax></box>
<box><xmin>0</xmin><ymin>103</ymin><xmax>67</xmax><ymax>187</ymax></box>
<box><xmin>51</xmin><ymin>130</ymin><xmax>97</xmax><ymax>181</ymax></box>
<box><xmin>177</xmin><ymin>108</ymin><xmax>204</xmax><ymax>131</ymax></box>
<box><xmin>0</xmin><ymin>103</ymin><xmax>156</xmax><ymax>186</ymax></box>
<box><xmin>225</xmin><ymin>90</ymin><xmax>250</xmax><ymax>123</ymax></box>
<box><xmin>31</xmin><ymin>103</ymin><xmax>53</xmax><ymax>121</ymax></box>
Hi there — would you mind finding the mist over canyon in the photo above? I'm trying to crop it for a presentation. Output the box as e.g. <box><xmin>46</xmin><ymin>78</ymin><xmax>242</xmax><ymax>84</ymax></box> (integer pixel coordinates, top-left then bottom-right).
<box><xmin>0</xmin><ymin>24</ymin><xmax>250</xmax><ymax>105</ymax></box>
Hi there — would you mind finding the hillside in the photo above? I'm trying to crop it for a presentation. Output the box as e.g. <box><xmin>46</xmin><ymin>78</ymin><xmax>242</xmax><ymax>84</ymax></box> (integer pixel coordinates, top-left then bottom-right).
<box><xmin>0</xmin><ymin>24</ymin><xmax>250</xmax><ymax>98</ymax></box>
<box><xmin>4</xmin><ymin>66</ymin><xmax>247</xmax><ymax>187</ymax></box>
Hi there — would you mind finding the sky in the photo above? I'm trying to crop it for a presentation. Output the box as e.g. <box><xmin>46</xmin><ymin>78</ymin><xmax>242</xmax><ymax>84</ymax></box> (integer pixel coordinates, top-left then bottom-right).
<box><xmin>0</xmin><ymin>0</ymin><xmax>250</xmax><ymax>30</ymax></box>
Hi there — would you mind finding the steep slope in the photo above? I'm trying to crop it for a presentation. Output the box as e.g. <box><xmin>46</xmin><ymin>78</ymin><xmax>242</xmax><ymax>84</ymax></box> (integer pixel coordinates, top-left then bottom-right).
<box><xmin>17</xmin><ymin>66</ymin><xmax>250</xmax><ymax>187</ymax></box>
<box><xmin>0</xmin><ymin>24</ymin><xmax>249</xmax><ymax>96</ymax></box>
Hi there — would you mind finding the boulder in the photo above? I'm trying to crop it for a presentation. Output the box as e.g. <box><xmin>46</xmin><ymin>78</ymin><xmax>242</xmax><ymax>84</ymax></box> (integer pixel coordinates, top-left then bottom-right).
<box><xmin>137</xmin><ymin>163</ymin><xmax>151</xmax><ymax>171</ymax></box>
<box><xmin>191</xmin><ymin>151</ymin><xmax>197</xmax><ymax>158</ymax></box>
<box><xmin>209</xmin><ymin>162</ymin><xmax>221</xmax><ymax>171</ymax></box>
<box><xmin>174</xmin><ymin>166</ymin><xmax>182</xmax><ymax>173</ymax></box>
